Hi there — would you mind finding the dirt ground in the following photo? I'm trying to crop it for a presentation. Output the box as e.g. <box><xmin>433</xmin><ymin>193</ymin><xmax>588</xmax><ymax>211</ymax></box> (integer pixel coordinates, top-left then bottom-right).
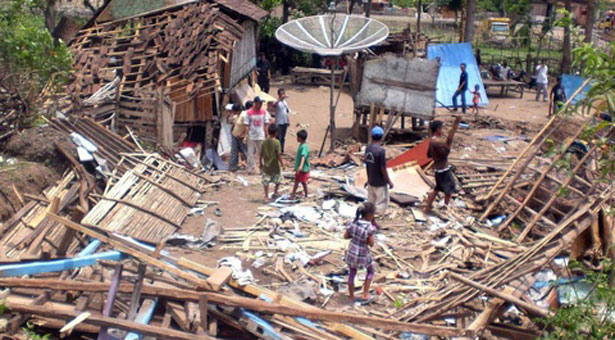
<box><xmin>0</xmin><ymin>126</ymin><xmax>72</xmax><ymax>220</ymax></box>
<box><xmin>269</xmin><ymin>79</ymin><xmax>355</xmax><ymax>157</ymax></box>
<box><xmin>173</xmin><ymin>82</ymin><xmax>548</xmax><ymax>305</ymax></box>
<box><xmin>272</xmin><ymin>78</ymin><xmax>549</xmax><ymax>160</ymax></box>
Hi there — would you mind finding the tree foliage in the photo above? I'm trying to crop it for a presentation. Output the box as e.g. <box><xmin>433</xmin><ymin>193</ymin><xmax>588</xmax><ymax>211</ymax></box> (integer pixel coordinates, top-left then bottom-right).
<box><xmin>541</xmin><ymin>261</ymin><xmax>615</xmax><ymax>339</ymax></box>
<box><xmin>0</xmin><ymin>1</ymin><xmax>72</xmax><ymax>82</ymax></box>
<box><xmin>476</xmin><ymin>0</ymin><xmax>531</xmax><ymax>16</ymax></box>
<box><xmin>0</xmin><ymin>0</ymin><xmax>72</xmax><ymax>124</ymax></box>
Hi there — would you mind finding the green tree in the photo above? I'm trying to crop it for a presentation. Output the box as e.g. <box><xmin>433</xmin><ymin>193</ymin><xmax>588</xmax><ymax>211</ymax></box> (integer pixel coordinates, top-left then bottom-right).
<box><xmin>541</xmin><ymin>261</ymin><xmax>615</xmax><ymax>339</ymax></box>
<box><xmin>0</xmin><ymin>0</ymin><xmax>72</xmax><ymax>123</ymax></box>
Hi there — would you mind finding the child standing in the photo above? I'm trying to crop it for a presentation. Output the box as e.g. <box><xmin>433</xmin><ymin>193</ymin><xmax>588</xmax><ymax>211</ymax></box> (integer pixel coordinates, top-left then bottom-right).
<box><xmin>471</xmin><ymin>84</ymin><xmax>481</xmax><ymax>117</ymax></box>
<box><xmin>291</xmin><ymin>129</ymin><xmax>310</xmax><ymax>200</ymax></box>
<box><xmin>260</xmin><ymin>125</ymin><xmax>284</xmax><ymax>200</ymax></box>
<box><xmin>344</xmin><ymin>202</ymin><xmax>377</xmax><ymax>303</ymax></box>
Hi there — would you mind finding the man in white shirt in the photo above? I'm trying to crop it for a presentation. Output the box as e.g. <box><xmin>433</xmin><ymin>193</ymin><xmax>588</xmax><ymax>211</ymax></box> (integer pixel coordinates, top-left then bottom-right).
<box><xmin>244</xmin><ymin>96</ymin><xmax>270</xmax><ymax>172</ymax></box>
<box><xmin>499</xmin><ymin>62</ymin><xmax>510</xmax><ymax>81</ymax></box>
<box><xmin>535</xmin><ymin>61</ymin><xmax>549</xmax><ymax>102</ymax></box>
<box><xmin>274</xmin><ymin>88</ymin><xmax>290</xmax><ymax>154</ymax></box>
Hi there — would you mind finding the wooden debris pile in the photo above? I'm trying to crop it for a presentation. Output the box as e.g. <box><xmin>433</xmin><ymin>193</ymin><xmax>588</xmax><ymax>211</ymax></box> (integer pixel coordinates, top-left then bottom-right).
<box><xmin>55</xmin><ymin>1</ymin><xmax>243</xmax><ymax>140</ymax></box>
<box><xmin>82</xmin><ymin>153</ymin><xmax>210</xmax><ymax>244</ymax></box>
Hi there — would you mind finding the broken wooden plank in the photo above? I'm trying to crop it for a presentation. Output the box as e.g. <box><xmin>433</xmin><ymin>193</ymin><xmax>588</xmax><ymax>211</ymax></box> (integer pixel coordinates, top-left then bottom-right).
<box><xmin>47</xmin><ymin>213</ymin><xmax>211</xmax><ymax>289</ymax></box>
<box><xmin>204</xmin><ymin>266</ymin><xmax>233</xmax><ymax>291</ymax></box>
<box><xmin>7</xmin><ymin>302</ymin><xmax>214</xmax><ymax>340</ymax></box>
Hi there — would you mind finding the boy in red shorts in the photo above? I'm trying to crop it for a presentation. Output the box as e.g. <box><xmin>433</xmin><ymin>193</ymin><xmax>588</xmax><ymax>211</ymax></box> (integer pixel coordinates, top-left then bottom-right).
<box><xmin>291</xmin><ymin>129</ymin><xmax>310</xmax><ymax>200</ymax></box>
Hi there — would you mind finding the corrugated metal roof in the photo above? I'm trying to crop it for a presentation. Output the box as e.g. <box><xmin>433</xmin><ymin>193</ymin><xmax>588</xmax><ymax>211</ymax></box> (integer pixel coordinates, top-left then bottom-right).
<box><xmin>94</xmin><ymin>0</ymin><xmax>267</xmax><ymax>24</ymax></box>
<box><xmin>357</xmin><ymin>55</ymin><xmax>438</xmax><ymax>119</ymax></box>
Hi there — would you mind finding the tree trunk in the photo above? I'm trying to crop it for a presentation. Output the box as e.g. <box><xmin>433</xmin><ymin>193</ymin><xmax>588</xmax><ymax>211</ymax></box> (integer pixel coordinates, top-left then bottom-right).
<box><xmin>584</xmin><ymin>0</ymin><xmax>596</xmax><ymax>43</ymax></box>
<box><xmin>464</xmin><ymin>0</ymin><xmax>476</xmax><ymax>42</ymax></box>
<box><xmin>417</xmin><ymin>0</ymin><xmax>422</xmax><ymax>35</ymax></box>
<box><xmin>282</xmin><ymin>0</ymin><xmax>290</xmax><ymax>23</ymax></box>
<box><xmin>561</xmin><ymin>0</ymin><xmax>572</xmax><ymax>73</ymax></box>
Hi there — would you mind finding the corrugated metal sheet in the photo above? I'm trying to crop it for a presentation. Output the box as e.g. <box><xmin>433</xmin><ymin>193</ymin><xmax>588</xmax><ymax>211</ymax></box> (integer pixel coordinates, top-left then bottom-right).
<box><xmin>562</xmin><ymin>74</ymin><xmax>590</xmax><ymax>105</ymax></box>
<box><xmin>427</xmin><ymin>42</ymin><xmax>488</xmax><ymax>107</ymax></box>
<box><xmin>230</xmin><ymin>20</ymin><xmax>257</xmax><ymax>87</ymax></box>
<box><xmin>357</xmin><ymin>55</ymin><xmax>438</xmax><ymax>119</ymax></box>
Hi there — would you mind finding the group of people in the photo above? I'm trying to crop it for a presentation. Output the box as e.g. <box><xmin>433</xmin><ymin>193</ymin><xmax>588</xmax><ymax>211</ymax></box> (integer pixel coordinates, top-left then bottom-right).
<box><xmin>345</xmin><ymin>118</ymin><xmax>460</xmax><ymax>303</ymax></box>
<box><xmin>451</xmin><ymin>60</ymin><xmax>567</xmax><ymax>117</ymax></box>
<box><xmin>226</xmin><ymin>88</ymin><xmax>310</xmax><ymax>201</ymax></box>
<box><xmin>534</xmin><ymin>61</ymin><xmax>567</xmax><ymax>116</ymax></box>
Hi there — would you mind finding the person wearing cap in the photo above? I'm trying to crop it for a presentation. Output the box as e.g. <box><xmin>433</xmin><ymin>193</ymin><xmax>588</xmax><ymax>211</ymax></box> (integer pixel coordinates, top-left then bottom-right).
<box><xmin>364</xmin><ymin>126</ymin><xmax>394</xmax><ymax>214</ymax></box>
<box><xmin>244</xmin><ymin>96</ymin><xmax>271</xmax><ymax>172</ymax></box>
<box><xmin>424</xmin><ymin>117</ymin><xmax>461</xmax><ymax>214</ymax></box>
<box><xmin>229</xmin><ymin>103</ymin><xmax>247</xmax><ymax>172</ymax></box>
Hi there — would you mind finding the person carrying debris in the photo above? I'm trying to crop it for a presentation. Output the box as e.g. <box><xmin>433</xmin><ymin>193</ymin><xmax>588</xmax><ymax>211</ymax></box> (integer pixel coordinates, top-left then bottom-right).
<box><xmin>452</xmin><ymin>63</ymin><xmax>468</xmax><ymax>114</ymax></box>
<box><xmin>291</xmin><ymin>129</ymin><xmax>310</xmax><ymax>200</ymax></box>
<box><xmin>275</xmin><ymin>88</ymin><xmax>291</xmax><ymax>154</ymax></box>
<box><xmin>364</xmin><ymin>126</ymin><xmax>394</xmax><ymax>214</ymax></box>
<box><xmin>549</xmin><ymin>76</ymin><xmax>566</xmax><ymax>117</ymax></box>
<box><xmin>344</xmin><ymin>202</ymin><xmax>377</xmax><ymax>303</ymax></box>
<box><xmin>260</xmin><ymin>124</ymin><xmax>284</xmax><ymax>200</ymax></box>
<box><xmin>229</xmin><ymin>103</ymin><xmax>248</xmax><ymax>172</ymax></box>
<box><xmin>424</xmin><ymin>117</ymin><xmax>461</xmax><ymax>214</ymax></box>
<box><xmin>245</xmin><ymin>96</ymin><xmax>270</xmax><ymax>172</ymax></box>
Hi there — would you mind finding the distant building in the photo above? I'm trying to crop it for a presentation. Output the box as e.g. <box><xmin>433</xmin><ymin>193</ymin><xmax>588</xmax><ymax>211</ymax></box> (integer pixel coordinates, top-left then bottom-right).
<box><xmin>531</xmin><ymin>0</ymin><xmax>615</xmax><ymax>26</ymax></box>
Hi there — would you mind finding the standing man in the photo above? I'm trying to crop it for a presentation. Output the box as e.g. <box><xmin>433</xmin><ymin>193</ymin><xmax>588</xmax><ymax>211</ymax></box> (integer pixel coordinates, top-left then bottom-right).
<box><xmin>274</xmin><ymin>88</ymin><xmax>290</xmax><ymax>154</ymax></box>
<box><xmin>475</xmin><ymin>48</ymin><xmax>482</xmax><ymax>68</ymax></box>
<box><xmin>364</xmin><ymin>126</ymin><xmax>394</xmax><ymax>215</ymax></box>
<box><xmin>535</xmin><ymin>61</ymin><xmax>549</xmax><ymax>102</ymax></box>
<box><xmin>257</xmin><ymin>52</ymin><xmax>271</xmax><ymax>93</ymax></box>
<box><xmin>452</xmin><ymin>63</ymin><xmax>468</xmax><ymax>114</ymax></box>
<box><xmin>245</xmin><ymin>96</ymin><xmax>270</xmax><ymax>172</ymax></box>
<box><xmin>229</xmin><ymin>103</ymin><xmax>247</xmax><ymax>172</ymax></box>
<box><xmin>424</xmin><ymin>117</ymin><xmax>461</xmax><ymax>214</ymax></box>
<box><xmin>549</xmin><ymin>76</ymin><xmax>566</xmax><ymax>117</ymax></box>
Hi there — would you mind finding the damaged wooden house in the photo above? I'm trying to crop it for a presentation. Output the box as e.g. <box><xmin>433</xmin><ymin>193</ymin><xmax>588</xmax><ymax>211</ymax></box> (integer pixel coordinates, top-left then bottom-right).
<box><xmin>62</xmin><ymin>0</ymin><xmax>267</xmax><ymax>150</ymax></box>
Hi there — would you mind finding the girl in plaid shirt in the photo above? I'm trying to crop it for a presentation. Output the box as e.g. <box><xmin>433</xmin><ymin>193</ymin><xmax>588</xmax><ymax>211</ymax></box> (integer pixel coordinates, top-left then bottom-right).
<box><xmin>344</xmin><ymin>202</ymin><xmax>377</xmax><ymax>302</ymax></box>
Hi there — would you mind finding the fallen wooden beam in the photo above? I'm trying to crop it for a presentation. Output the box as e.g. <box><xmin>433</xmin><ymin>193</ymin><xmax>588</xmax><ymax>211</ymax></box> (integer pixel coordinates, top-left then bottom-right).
<box><xmin>448</xmin><ymin>272</ymin><xmax>550</xmax><ymax>318</ymax></box>
<box><xmin>47</xmin><ymin>213</ymin><xmax>211</xmax><ymax>289</ymax></box>
<box><xmin>0</xmin><ymin>278</ymin><xmax>458</xmax><ymax>336</ymax></box>
<box><xmin>7</xmin><ymin>302</ymin><xmax>214</xmax><ymax>340</ymax></box>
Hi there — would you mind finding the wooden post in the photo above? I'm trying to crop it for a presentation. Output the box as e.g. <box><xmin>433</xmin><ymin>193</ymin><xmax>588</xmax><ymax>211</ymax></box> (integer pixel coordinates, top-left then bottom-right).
<box><xmin>328</xmin><ymin>58</ymin><xmax>337</xmax><ymax>153</ymax></box>
<box><xmin>199</xmin><ymin>295</ymin><xmax>208</xmax><ymax>334</ymax></box>
<box><xmin>367</xmin><ymin>103</ymin><xmax>376</xmax><ymax>144</ymax></box>
<box><xmin>98</xmin><ymin>262</ymin><xmax>123</xmax><ymax>340</ymax></box>
<box><xmin>57</xmin><ymin>208</ymin><xmax>84</xmax><ymax>256</ymax></box>
<box><xmin>128</xmin><ymin>263</ymin><xmax>147</xmax><ymax>320</ymax></box>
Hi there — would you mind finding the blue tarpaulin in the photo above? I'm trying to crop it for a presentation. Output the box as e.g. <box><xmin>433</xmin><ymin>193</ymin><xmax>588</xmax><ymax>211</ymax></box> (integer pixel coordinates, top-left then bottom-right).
<box><xmin>562</xmin><ymin>74</ymin><xmax>590</xmax><ymax>105</ymax></box>
<box><xmin>428</xmin><ymin>42</ymin><xmax>488</xmax><ymax>108</ymax></box>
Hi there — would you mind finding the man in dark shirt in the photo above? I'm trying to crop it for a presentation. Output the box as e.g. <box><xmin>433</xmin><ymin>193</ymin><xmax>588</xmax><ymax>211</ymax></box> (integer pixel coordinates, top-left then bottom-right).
<box><xmin>549</xmin><ymin>76</ymin><xmax>566</xmax><ymax>117</ymax></box>
<box><xmin>452</xmin><ymin>63</ymin><xmax>468</xmax><ymax>113</ymax></box>
<box><xmin>425</xmin><ymin>117</ymin><xmax>461</xmax><ymax>213</ymax></box>
<box><xmin>365</xmin><ymin>126</ymin><xmax>394</xmax><ymax>214</ymax></box>
<box><xmin>475</xmin><ymin>48</ymin><xmax>482</xmax><ymax>68</ymax></box>
<box><xmin>257</xmin><ymin>52</ymin><xmax>271</xmax><ymax>93</ymax></box>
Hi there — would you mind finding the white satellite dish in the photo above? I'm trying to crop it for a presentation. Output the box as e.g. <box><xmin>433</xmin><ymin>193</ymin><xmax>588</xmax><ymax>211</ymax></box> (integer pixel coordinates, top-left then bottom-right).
<box><xmin>275</xmin><ymin>14</ymin><xmax>389</xmax><ymax>56</ymax></box>
<box><xmin>275</xmin><ymin>14</ymin><xmax>389</xmax><ymax>152</ymax></box>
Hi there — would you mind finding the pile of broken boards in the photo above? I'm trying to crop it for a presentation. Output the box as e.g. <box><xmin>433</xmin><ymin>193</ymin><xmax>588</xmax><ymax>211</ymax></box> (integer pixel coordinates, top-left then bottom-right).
<box><xmin>0</xmin><ymin>118</ymin><xmax>449</xmax><ymax>340</ymax></box>
<box><xmin>213</xmin><ymin>115</ymin><xmax>615</xmax><ymax>339</ymax></box>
